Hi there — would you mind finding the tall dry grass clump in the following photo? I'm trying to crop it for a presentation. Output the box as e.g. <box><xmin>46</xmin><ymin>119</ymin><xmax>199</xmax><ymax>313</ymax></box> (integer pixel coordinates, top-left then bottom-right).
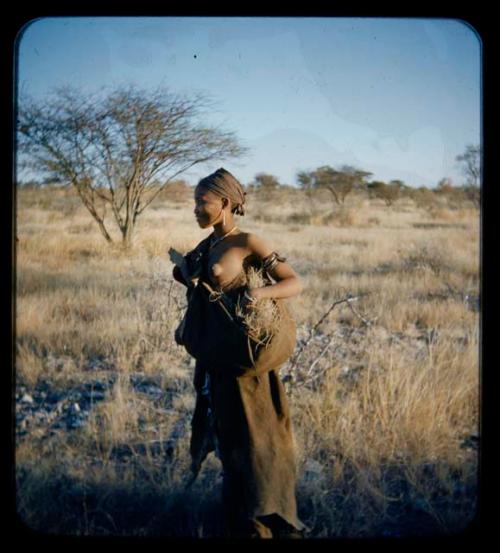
<box><xmin>234</xmin><ymin>266</ymin><xmax>282</xmax><ymax>342</ymax></box>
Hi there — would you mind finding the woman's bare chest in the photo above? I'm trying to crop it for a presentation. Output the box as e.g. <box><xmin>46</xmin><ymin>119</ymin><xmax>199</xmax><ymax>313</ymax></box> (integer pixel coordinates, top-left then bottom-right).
<box><xmin>206</xmin><ymin>245</ymin><xmax>250</xmax><ymax>289</ymax></box>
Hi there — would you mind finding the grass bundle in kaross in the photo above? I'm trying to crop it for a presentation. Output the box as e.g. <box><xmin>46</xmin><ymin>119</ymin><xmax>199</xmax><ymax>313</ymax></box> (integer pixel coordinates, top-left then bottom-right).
<box><xmin>235</xmin><ymin>265</ymin><xmax>282</xmax><ymax>345</ymax></box>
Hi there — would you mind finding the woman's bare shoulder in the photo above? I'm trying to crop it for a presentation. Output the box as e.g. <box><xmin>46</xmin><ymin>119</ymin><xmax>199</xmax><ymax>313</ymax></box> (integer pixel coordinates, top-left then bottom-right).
<box><xmin>240</xmin><ymin>232</ymin><xmax>274</xmax><ymax>257</ymax></box>
<box><xmin>242</xmin><ymin>232</ymin><xmax>296</xmax><ymax>280</ymax></box>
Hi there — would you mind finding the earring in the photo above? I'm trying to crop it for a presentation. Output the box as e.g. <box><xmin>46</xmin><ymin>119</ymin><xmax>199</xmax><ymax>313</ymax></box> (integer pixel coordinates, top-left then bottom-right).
<box><xmin>223</xmin><ymin>209</ymin><xmax>226</xmax><ymax>226</ymax></box>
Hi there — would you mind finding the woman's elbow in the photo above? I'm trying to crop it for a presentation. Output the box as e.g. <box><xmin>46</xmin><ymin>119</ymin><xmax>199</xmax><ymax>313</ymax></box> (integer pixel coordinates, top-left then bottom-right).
<box><xmin>294</xmin><ymin>276</ymin><xmax>304</xmax><ymax>296</ymax></box>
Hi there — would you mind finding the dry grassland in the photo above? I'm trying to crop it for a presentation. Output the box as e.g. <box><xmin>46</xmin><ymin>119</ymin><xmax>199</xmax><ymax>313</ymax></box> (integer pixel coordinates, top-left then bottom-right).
<box><xmin>15</xmin><ymin>185</ymin><xmax>479</xmax><ymax>537</ymax></box>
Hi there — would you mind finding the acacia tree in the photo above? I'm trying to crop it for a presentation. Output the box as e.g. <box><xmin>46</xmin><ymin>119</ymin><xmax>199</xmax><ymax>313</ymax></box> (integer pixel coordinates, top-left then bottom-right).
<box><xmin>456</xmin><ymin>144</ymin><xmax>482</xmax><ymax>187</ymax></box>
<box><xmin>367</xmin><ymin>180</ymin><xmax>401</xmax><ymax>206</ymax></box>
<box><xmin>253</xmin><ymin>172</ymin><xmax>281</xmax><ymax>190</ymax></box>
<box><xmin>296</xmin><ymin>170</ymin><xmax>313</xmax><ymax>190</ymax></box>
<box><xmin>300</xmin><ymin>165</ymin><xmax>372</xmax><ymax>205</ymax></box>
<box><xmin>17</xmin><ymin>85</ymin><xmax>248</xmax><ymax>247</ymax></box>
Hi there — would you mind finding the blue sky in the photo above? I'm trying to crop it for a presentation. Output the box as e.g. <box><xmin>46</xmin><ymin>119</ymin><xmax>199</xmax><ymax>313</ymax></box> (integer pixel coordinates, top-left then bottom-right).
<box><xmin>16</xmin><ymin>17</ymin><xmax>481</xmax><ymax>187</ymax></box>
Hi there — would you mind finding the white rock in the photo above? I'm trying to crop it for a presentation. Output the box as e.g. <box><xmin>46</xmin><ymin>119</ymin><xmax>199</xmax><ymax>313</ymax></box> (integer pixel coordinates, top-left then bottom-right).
<box><xmin>20</xmin><ymin>394</ymin><xmax>34</xmax><ymax>404</ymax></box>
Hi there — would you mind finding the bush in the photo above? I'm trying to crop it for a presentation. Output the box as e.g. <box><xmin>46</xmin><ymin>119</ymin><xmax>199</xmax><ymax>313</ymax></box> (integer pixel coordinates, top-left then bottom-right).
<box><xmin>367</xmin><ymin>182</ymin><xmax>400</xmax><ymax>206</ymax></box>
<box><xmin>322</xmin><ymin>207</ymin><xmax>357</xmax><ymax>227</ymax></box>
<box><xmin>160</xmin><ymin>180</ymin><xmax>191</xmax><ymax>203</ymax></box>
<box><xmin>410</xmin><ymin>187</ymin><xmax>438</xmax><ymax>211</ymax></box>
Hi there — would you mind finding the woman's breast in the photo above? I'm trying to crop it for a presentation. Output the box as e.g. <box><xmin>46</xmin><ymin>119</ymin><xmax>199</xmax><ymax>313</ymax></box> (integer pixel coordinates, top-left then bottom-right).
<box><xmin>208</xmin><ymin>262</ymin><xmax>246</xmax><ymax>290</ymax></box>
<box><xmin>207</xmin><ymin>251</ymin><xmax>249</xmax><ymax>290</ymax></box>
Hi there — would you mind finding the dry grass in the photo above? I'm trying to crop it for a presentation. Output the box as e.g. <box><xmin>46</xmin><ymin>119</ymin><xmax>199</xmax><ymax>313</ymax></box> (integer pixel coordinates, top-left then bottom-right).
<box><xmin>15</xmin><ymin>185</ymin><xmax>479</xmax><ymax>537</ymax></box>
<box><xmin>234</xmin><ymin>266</ymin><xmax>282</xmax><ymax>342</ymax></box>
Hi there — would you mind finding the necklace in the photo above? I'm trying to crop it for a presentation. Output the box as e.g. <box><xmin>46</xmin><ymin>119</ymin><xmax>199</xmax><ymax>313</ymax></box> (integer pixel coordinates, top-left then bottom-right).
<box><xmin>209</xmin><ymin>226</ymin><xmax>238</xmax><ymax>250</ymax></box>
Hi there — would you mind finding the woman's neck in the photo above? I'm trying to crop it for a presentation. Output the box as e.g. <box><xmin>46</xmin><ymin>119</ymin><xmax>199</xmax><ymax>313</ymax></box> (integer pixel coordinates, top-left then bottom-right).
<box><xmin>213</xmin><ymin>219</ymin><xmax>237</xmax><ymax>238</ymax></box>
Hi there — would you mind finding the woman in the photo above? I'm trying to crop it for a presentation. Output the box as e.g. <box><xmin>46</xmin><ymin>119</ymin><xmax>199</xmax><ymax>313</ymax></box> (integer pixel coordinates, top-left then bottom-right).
<box><xmin>172</xmin><ymin>168</ymin><xmax>306</xmax><ymax>538</ymax></box>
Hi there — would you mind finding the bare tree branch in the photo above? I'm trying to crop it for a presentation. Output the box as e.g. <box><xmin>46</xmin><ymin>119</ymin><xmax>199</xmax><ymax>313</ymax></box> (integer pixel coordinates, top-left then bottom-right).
<box><xmin>288</xmin><ymin>293</ymin><xmax>370</xmax><ymax>371</ymax></box>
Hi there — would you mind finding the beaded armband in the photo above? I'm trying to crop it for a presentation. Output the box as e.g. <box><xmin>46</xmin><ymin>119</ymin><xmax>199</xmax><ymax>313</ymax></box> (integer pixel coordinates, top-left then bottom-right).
<box><xmin>262</xmin><ymin>251</ymin><xmax>286</xmax><ymax>272</ymax></box>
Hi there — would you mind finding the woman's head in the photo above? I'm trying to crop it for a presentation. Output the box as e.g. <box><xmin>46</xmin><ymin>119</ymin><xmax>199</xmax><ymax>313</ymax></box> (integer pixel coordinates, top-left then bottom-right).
<box><xmin>194</xmin><ymin>168</ymin><xmax>246</xmax><ymax>228</ymax></box>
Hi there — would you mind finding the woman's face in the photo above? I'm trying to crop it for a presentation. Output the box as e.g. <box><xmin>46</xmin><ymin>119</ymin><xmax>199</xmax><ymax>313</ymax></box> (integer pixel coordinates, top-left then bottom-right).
<box><xmin>194</xmin><ymin>186</ymin><xmax>225</xmax><ymax>228</ymax></box>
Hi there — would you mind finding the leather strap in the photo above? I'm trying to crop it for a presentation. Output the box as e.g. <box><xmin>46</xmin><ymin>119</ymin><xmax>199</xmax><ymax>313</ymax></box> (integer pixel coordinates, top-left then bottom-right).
<box><xmin>199</xmin><ymin>279</ymin><xmax>235</xmax><ymax>322</ymax></box>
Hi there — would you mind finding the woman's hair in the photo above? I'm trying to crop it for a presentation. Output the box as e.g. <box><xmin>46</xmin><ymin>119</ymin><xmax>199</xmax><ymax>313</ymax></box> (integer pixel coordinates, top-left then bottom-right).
<box><xmin>197</xmin><ymin>168</ymin><xmax>247</xmax><ymax>216</ymax></box>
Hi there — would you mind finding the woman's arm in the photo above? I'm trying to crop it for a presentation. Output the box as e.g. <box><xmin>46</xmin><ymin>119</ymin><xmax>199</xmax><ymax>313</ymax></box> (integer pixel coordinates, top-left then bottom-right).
<box><xmin>245</xmin><ymin>233</ymin><xmax>303</xmax><ymax>301</ymax></box>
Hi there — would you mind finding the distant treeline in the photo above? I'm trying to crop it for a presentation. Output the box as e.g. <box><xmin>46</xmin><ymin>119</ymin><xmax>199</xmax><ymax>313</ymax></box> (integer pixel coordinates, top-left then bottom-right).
<box><xmin>18</xmin><ymin>175</ymin><xmax>479</xmax><ymax>210</ymax></box>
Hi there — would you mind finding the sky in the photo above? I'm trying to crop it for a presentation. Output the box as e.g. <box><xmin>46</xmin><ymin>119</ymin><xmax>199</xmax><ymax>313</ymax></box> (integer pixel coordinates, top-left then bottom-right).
<box><xmin>16</xmin><ymin>16</ymin><xmax>481</xmax><ymax>188</ymax></box>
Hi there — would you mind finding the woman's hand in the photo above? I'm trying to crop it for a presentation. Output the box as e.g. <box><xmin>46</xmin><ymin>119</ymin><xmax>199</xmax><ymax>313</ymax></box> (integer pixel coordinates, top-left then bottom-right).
<box><xmin>243</xmin><ymin>287</ymin><xmax>261</xmax><ymax>308</ymax></box>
